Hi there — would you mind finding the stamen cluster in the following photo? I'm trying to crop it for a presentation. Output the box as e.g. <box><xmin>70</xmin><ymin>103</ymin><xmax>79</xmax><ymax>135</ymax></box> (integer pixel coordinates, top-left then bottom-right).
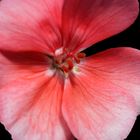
<box><xmin>53</xmin><ymin>48</ymin><xmax>86</xmax><ymax>73</ymax></box>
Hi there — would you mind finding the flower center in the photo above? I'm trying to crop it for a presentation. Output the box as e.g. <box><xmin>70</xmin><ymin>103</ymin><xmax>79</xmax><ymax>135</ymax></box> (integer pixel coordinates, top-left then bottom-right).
<box><xmin>52</xmin><ymin>47</ymin><xmax>86</xmax><ymax>74</ymax></box>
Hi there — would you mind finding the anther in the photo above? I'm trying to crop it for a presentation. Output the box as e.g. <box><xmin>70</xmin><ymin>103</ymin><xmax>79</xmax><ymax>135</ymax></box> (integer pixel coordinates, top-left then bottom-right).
<box><xmin>74</xmin><ymin>52</ymin><xmax>86</xmax><ymax>64</ymax></box>
<box><xmin>66</xmin><ymin>59</ymin><xmax>73</xmax><ymax>70</ymax></box>
<box><xmin>61</xmin><ymin>65</ymin><xmax>69</xmax><ymax>73</ymax></box>
<box><xmin>74</xmin><ymin>56</ymin><xmax>80</xmax><ymax>64</ymax></box>
<box><xmin>77</xmin><ymin>52</ymin><xmax>86</xmax><ymax>58</ymax></box>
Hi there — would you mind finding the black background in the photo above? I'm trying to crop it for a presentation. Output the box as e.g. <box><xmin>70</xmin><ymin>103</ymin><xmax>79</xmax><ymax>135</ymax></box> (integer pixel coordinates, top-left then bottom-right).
<box><xmin>0</xmin><ymin>0</ymin><xmax>140</xmax><ymax>140</ymax></box>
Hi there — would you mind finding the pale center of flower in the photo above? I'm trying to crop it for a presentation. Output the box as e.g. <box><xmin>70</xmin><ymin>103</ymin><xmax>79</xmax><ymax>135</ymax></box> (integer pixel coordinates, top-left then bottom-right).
<box><xmin>52</xmin><ymin>47</ymin><xmax>86</xmax><ymax>74</ymax></box>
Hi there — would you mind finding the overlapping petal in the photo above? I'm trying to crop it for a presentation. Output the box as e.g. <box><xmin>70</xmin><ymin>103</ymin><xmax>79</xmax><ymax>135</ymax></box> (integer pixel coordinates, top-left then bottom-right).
<box><xmin>0</xmin><ymin>50</ymin><xmax>49</xmax><ymax>86</ymax></box>
<box><xmin>0</xmin><ymin>52</ymin><xmax>73</xmax><ymax>140</ymax></box>
<box><xmin>62</xmin><ymin>0</ymin><xmax>139</xmax><ymax>53</ymax></box>
<box><xmin>83</xmin><ymin>47</ymin><xmax>140</xmax><ymax>113</ymax></box>
<box><xmin>0</xmin><ymin>0</ymin><xmax>63</xmax><ymax>54</ymax></box>
<box><xmin>62</xmin><ymin>47</ymin><xmax>140</xmax><ymax>140</ymax></box>
<box><xmin>0</xmin><ymin>0</ymin><xmax>139</xmax><ymax>55</ymax></box>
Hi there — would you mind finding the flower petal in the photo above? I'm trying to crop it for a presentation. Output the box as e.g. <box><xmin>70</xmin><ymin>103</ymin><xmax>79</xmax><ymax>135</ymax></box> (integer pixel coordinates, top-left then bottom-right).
<box><xmin>0</xmin><ymin>76</ymin><xmax>74</xmax><ymax>140</ymax></box>
<box><xmin>0</xmin><ymin>50</ymin><xmax>50</xmax><ymax>87</ymax></box>
<box><xmin>0</xmin><ymin>52</ymin><xmax>73</xmax><ymax>140</ymax></box>
<box><xmin>84</xmin><ymin>47</ymin><xmax>140</xmax><ymax>114</ymax></box>
<box><xmin>62</xmin><ymin>47</ymin><xmax>140</xmax><ymax>140</ymax></box>
<box><xmin>0</xmin><ymin>0</ymin><xmax>63</xmax><ymax>54</ymax></box>
<box><xmin>62</xmin><ymin>0</ymin><xmax>139</xmax><ymax>52</ymax></box>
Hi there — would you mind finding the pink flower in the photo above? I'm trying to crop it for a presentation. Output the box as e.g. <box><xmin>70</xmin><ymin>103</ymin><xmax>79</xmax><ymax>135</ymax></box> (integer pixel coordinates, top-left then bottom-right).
<box><xmin>0</xmin><ymin>0</ymin><xmax>140</xmax><ymax>140</ymax></box>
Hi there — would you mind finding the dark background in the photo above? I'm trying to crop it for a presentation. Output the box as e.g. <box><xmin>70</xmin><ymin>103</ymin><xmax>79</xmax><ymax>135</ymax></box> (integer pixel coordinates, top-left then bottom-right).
<box><xmin>0</xmin><ymin>0</ymin><xmax>140</xmax><ymax>140</ymax></box>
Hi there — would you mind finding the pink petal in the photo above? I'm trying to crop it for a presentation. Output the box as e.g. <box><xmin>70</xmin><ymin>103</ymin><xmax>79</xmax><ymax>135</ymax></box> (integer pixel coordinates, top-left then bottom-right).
<box><xmin>62</xmin><ymin>0</ymin><xmax>139</xmax><ymax>53</ymax></box>
<box><xmin>84</xmin><ymin>47</ymin><xmax>140</xmax><ymax>114</ymax></box>
<box><xmin>0</xmin><ymin>50</ymin><xmax>49</xmax><ymax>86</ymax></box>
<box><xmin>0</xmin><ymin>0</ymin><xmax>63</xmax><ymax>54</ymax></box>
<box><xmin>62</xmin><ymin>47</ymin><xmax>140</xmax><ymax>140</ymax></box>
<box><xmin>0</xmin><ymin>52</ymin><xmax>73</xmax><ymax>139</ymax></box>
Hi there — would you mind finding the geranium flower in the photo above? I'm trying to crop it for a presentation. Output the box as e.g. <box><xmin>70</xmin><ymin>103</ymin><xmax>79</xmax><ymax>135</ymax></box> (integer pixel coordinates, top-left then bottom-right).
<box><xmin>0</xmin><ymin>0</ymin><xmax>140</xmax><ymax>140</ymax></box>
